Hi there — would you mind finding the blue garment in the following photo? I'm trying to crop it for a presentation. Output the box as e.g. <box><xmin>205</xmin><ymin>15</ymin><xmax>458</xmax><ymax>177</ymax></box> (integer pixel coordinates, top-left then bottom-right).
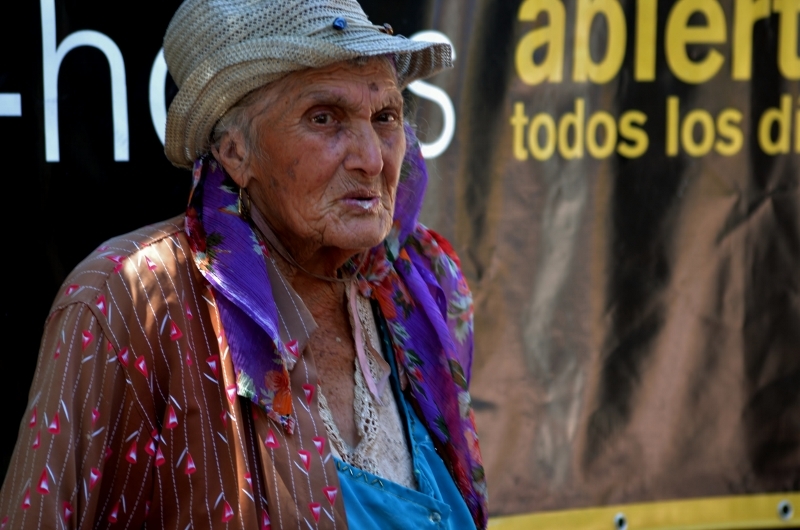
<box><xmin>335</xmin><ymin>404</ymin><xmax>476</xmax><ymax>529</ymax></box>
<box><xmin>336</xmin><ymin>305</ymin><xmax>476</xmax><ymax>529</ymax></box>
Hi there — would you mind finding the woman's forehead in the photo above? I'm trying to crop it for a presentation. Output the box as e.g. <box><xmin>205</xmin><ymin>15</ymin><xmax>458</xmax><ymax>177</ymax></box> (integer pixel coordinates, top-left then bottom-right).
<box><xmin>274</xmin><ymin>58</ymin><xmax>400</xmax><ymax>106</ymax></box>
<box><xmin>299</xmin><ymin>84</ymin><xmax>403</xmax><ymax>108</ymax></box>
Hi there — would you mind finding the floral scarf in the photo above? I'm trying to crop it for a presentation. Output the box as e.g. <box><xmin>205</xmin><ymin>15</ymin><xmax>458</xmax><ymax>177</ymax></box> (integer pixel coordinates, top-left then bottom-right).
<box><xmin>184</xmin><ymin>127</ymin><xmax>488</xmax><ymax>528</ymax></box>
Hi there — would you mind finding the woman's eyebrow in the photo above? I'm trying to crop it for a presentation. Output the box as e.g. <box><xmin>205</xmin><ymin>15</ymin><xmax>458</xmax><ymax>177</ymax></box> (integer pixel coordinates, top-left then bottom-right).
<box><xmin>302</xmin><ymin>91</ymin><xmax>353</xmax><ymax>108</ymax></box>
<box><xmin>300</xmin><ymin>89</ymin><xmax>404</xmax><ymax>110</ymax></box>
<box><xmin>383</xmin><ymin>92</ymin><xmax>404</xmax><ymax>108</ymax></box>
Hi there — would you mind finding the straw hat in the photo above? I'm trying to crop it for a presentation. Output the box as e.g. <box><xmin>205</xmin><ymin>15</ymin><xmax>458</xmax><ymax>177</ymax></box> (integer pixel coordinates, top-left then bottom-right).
<box><xmin>163</xmin><ymin>0</ymin><xmax>453</xmax><ymax>168</ymax></box>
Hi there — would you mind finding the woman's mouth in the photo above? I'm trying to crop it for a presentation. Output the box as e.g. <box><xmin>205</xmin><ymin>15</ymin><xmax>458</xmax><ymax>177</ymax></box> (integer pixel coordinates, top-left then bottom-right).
<box><xmin>343</xmin><ymin>193</ymin><xmax>380</xmax><ymax>211</ymax></box>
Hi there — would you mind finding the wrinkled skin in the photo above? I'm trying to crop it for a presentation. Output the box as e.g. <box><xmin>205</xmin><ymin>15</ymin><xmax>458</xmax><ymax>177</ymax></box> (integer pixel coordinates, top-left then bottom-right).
<box><xmin>215</xmin><ymin>57</ymin><xmax>406</xmax><ymax>276</ymax></box>
<box><xmin>213</xmin><ymin>57</ymin><xmax>406</xmax><ymax>447</ymax></box>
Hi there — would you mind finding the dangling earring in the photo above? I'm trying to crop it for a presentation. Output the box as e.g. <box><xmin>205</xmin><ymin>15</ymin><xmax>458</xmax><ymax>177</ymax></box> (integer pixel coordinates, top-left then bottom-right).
<box><xmin>238</xmin><ymin>186</ymin><xmax>251</xmax><ymax>219</ymax></box>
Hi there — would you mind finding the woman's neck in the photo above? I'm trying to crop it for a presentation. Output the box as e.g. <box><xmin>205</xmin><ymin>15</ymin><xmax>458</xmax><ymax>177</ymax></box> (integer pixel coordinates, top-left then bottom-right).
<box><xmin>248</xmin><ymin>203</ymin><xmax>352</xmax><ymax>315</ymax></box>
<box><xmin>249</xmin><ymin>201</ymin><xmax>357</xmax><ymax>275</ymax></box>
<box><xmin>290</xmin><ymin>270</ymin><xmax>347</xmax><ymax>316</ymax></box>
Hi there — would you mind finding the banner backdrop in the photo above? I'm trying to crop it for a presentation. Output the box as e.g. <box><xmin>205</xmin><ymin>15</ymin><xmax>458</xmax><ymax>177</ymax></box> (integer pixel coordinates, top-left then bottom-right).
<box><xmin>1</xmin><ymin>0</ymin><xmax>799</xmax><ymax>520</ymax></box>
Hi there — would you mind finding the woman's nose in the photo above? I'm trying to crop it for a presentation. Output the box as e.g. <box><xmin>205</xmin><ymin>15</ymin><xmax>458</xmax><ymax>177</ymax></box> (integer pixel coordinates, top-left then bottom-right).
<box><xmin>344</xmin><ymin>121</ymin><xmax>384</xmax><ymax>177</ymax></box>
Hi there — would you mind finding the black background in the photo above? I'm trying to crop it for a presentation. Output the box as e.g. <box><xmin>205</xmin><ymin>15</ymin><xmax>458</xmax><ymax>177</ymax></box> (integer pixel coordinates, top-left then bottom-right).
<box><xmin>0</xmin><ymin>0</ymin><xmax>429</xmax><ymax>483</ymax></box>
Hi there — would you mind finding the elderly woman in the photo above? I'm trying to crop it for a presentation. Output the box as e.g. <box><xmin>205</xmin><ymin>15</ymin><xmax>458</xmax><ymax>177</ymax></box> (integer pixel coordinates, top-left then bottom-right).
<box><xmin>0</xmin><ymin>0</ymin><xmax>486</xmax><ymax>528</ymax></box>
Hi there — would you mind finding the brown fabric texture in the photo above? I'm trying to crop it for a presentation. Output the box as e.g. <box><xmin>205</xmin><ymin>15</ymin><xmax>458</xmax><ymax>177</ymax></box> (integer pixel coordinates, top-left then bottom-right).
<box><xmin>0</xmin><ymin>216</ymin><xmax>346</xmax><ymax>528</ymax></box>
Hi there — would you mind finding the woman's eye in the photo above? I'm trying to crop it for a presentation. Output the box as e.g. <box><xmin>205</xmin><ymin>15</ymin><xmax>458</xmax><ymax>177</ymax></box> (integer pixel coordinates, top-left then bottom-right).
<box><xmin>375</xmin><ymin>112</ymin><xmax>399</xmax><ymax>123</ymax></box>
<box><xmin>311</xmin><ymin>113</ymin><xmax>332</xmax><ymax>125</ymax></box>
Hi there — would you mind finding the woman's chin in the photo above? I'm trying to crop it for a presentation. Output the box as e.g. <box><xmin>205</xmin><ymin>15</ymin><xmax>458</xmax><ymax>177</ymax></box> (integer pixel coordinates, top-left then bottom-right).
<box><xmin>326</xmin><ymin>219</ymin><xmax>392</xmax><ymax>254</ymax></box>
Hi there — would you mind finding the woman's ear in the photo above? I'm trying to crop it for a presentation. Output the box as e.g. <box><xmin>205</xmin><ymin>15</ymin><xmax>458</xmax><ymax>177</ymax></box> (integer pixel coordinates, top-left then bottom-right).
<box><xmin>211</xmin><ymin>129</ymin><xmax>252</xmax><ymax>188</ymax></box>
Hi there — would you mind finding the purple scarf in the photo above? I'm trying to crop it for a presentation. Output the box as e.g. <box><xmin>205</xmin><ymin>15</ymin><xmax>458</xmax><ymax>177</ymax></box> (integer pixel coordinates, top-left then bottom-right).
<box><xmin>184</xmin><ymin>127</ymin><xmax>488</xmax><ymax>528</ymax></box>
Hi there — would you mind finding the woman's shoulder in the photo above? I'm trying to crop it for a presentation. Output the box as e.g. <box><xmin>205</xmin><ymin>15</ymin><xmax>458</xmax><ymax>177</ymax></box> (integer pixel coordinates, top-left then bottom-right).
<box><xmin>45</xmin><ymin>213</ymin><xmax>213</xmax><ymax>405</ymax></box>
<box><xmin>50</xmin><ymin>214</ymin><xmax>196</xmax><ymax>315</ymax></box>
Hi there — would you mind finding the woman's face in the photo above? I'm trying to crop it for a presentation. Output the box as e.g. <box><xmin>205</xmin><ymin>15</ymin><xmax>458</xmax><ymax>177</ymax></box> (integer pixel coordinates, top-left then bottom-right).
<box><xmin>242</xmin><ymin>58</ymin><xmax>405</xmax><ymax>266</ymax></box>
